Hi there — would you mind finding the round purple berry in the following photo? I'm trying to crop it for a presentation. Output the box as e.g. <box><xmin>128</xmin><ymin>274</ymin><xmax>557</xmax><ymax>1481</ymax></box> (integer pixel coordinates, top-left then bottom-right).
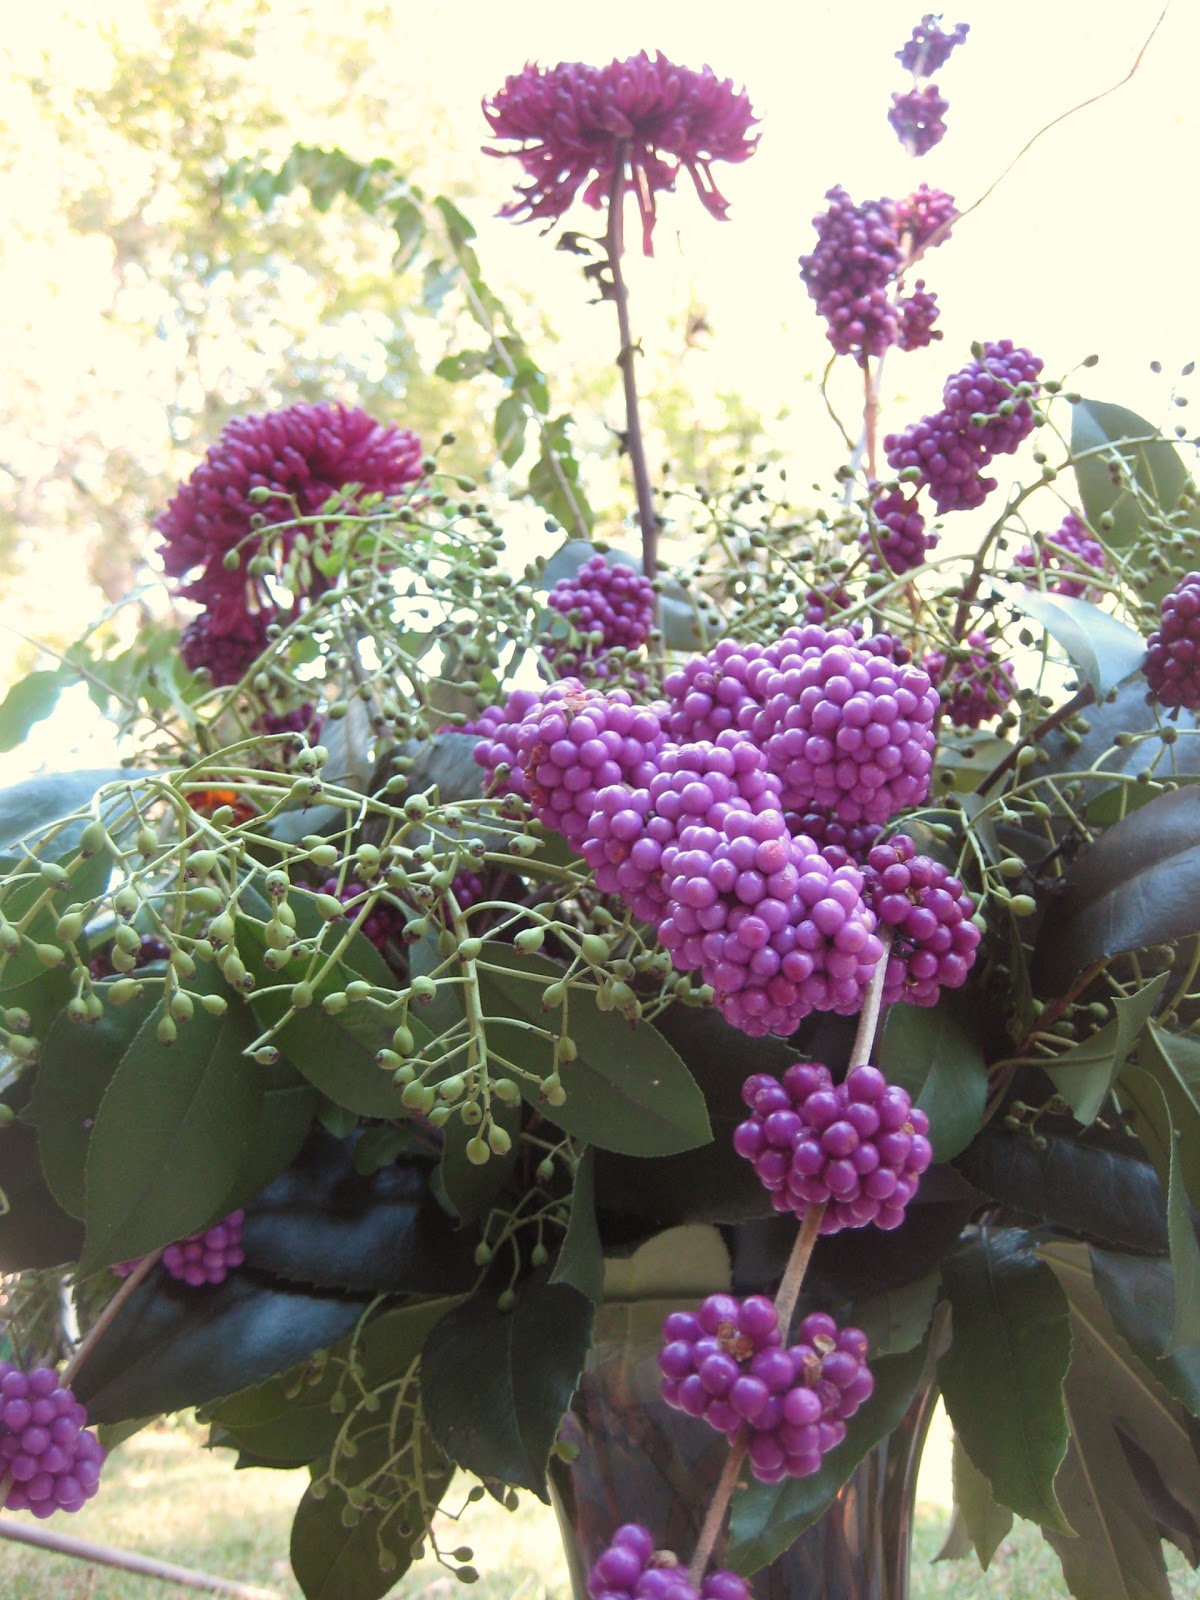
<box><xmin>1145</xmin><ymin>572</ymin><xmax>1200</xmax><ymax>711</ymax></box>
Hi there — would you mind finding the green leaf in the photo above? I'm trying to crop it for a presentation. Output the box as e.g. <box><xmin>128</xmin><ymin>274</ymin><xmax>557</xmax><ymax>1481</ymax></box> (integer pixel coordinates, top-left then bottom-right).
<box><xmin>222</xmin><ymin>1083</ymin><xmax>319</xmax><ymax>1213</ymax></box>
<box><xmin>957</xmin><ymin>1128</ymin><xmax>1167</xmax><ymax>1255</ymax></box>
<box><xmin>1044</xmin><ymin>974</ymin><xmax>1169</xmax><ymax>1126</ymax></box>
<box><xmin>1126</xmin><ymin>1066</ymin><xmax>1200</xmax><ymax>1350</ymax></box>
<box><xmin>80</xmin><ymin>982</ymin><xmax>262</xmax><ymax>1273</ymax></box>
<box><xmin>727</xmin><ymin>1337</ymin><xmax>931</xmax><ymax>1574</ymax></box>
<box><xmin>527</xmin><ymin>415</ymin><xmax>593</xmax><ymax>537</ymax></box>
<box><xmin>551</xmin><ymin>1149</ymin><xmax>604</xmax><ymax>1304</ymax></box>
<box><xmin>420</xmin><ymin>1278</ymin><xmax>593</xmax><ymax>1496</ymax></box>
<box><xmin>602</xmin><ymin>1225</ymin><xmax>730</xmax><ymax>1302</ymax></box>
<box><xmin>434</xmin><ymin>349</ymin><xmax>488</xmax><ymax>382</ymax></box>
<box><xmin>0</xmin><ymin>1116</ymin><xmax>83</xmax><ymax>1270</ymax></box>
<box><xmin>1072</xmin><ymin>399</ymin><xmax>1189</xmax><ymax>553</ymax></box>
<box><xmin>25</xmin><ymin>985</ymin><xmax>162</xmax><ymax>1216</ymax></box>
<box><xmin>949</xmin><ymin>1431</ymin><xmax>1012</xmax><ymax>1569</ymax></box>
<box><xmin>1033</xmin><ymin>787</ymin><xmax>1200</xmax><ymax>993</ymax></box>
<box><xmin>938</xmin><ymin>1228</ymin><xmax>1073</xmax><ymax>1532</ymax></box>
<box><xmin>290</xmin><ymin>1456</ymin><xmax>450</xmax><ymax>1600</ymax></box>
<box><xmin>476</xmin><ymin>946</ymin><xmax>710</xmax><ymax>1157</ymax></box>
<box><xmin>72</xmin><ymin>1271</ymin><xmax>371</xmax><ymax>1424</ymax></box>
<box><xmin>0</xmin><ymin>769</ymin><xmax>149</xmax><ymax>855</ymax></box>
<box><xmin>876</xmin><ymin>1000</ymin><xmax>987</xmax><ymax>1161</ymax></box>
<box><xmin>494</xmin><ymin>393</ymin><xmax>528</xmax><ymax>468</ymax></box>
<box><xmin>999</xmin><ymin>584</ymin><xmax>1146</xmax><ymax>699</ymax></box>
<box><xmin>1041</xmin><ymin>1240</ymin><xmax>1200</xmax><ymax>1599</ymax></box>
<box><xmin>0</xmin><ymin>669</ymin><xmax>76</xmax><ymax>754</ymax></box>
<box><xmin>1093</xmin><ymin>1247</ymin><xmax>1200</xmax><ymax>1418</ymax></box>
<box><xmin>846</xmin><ymin>1270</ymin><xmax>941</xmax><ymax>1359</ymax></box>
<box><xmin>437</xmin><ymin>1094</ymin><xmax>521</xmax><ymax>1225</ymax></box>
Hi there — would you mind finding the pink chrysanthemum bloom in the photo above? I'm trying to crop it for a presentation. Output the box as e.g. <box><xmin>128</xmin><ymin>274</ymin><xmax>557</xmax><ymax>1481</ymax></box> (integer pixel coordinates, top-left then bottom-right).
<box><xmin>483</xmin><ymin>52</ymin><xmax>758</xmax><ymax>255</ymax></box>
<box><xmin>158</xmin><ymin>402</ymin><xmax>423</xmax><ymax>684</ymax></box>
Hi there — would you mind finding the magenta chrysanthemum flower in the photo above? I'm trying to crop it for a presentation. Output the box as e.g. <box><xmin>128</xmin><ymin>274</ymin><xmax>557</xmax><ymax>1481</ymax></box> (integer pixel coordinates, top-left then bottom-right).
<box><xmin>483</xmin><ymin>53</ymin><xmax>758</xmax><ymax>255</ymax></box>
<box><xmin>158</xmin><ymin>402</ymin><xmax>423</xmax><ymax>684</ymax></box>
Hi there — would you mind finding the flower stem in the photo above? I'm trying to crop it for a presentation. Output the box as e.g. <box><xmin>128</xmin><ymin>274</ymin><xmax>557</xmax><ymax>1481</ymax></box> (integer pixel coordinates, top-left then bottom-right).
<box><xmin>62</xmin><ymin>1251</ymin><xmax>163</xmax><ymax>1388</ymax></box>
<box><xmin>605</xmin><ymin>153</ymin><xmax>660</xmax><ymax>579</ymax></box>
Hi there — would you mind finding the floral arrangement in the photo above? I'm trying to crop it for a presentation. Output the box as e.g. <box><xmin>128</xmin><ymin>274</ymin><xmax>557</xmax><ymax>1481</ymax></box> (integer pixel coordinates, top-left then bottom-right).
<box><xmin>1</xmin><ymin>13</ymin><xmax>1199</xmax><ymax>1600</ymax></box>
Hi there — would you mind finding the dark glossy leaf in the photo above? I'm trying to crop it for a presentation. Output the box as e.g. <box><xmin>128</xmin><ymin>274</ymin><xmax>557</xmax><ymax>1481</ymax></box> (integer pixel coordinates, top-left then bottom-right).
<box><xmin>1040</xmin><ymin>1240</ymin><xmax>1200</xmax><ymax>1600</ymax></box>
<box><xmin>1135</xmin><ymin>1024</ymin><xmax>1200</xmax><ymax>1201</ymax></box>
<box><xmin>395</xmin><ymin>732</ymin><xmax>485</xmax><ymax>804</ymax></box>
<box><xmin>877</xmin><ymin>1000</ymin><xmax>987</xmax><ymax>1161</ymax></box>
<box><xmin>845</xmin><ymin>1270</ymin><xmax>941</xmax><ymax>1360</ymax></box>
<box><xmin>221</xmin><ymin>1083</ymin><xmax>319</xmax><ymax>1213</ymax></box>
<box><xmin>727</xmin><ymin>1337</ymin><xmax>930</xmax><ymax>1574</ymax></box>
<box><xmin>1044</xmin><ymin>974</ymin><xmax>1169</xmax><ymax>1126</ymax></box>
<box><xmin>421</xmin><ymin>1278</ymin><xmax>593</xmax><ymax>1496</ymax></box>
<box><xmin>80</xmin><ymin>984</ymin><xmax>262</xmax><ymax>1273</ymax></box>
<box><xmin>602</xmin><ymin>1224</ymin><xmax>731</xmax><ymax>1302</ymax></box>
<box><xmin>0</xmin><ymin>1117</ymin><xmax>83</xmax><ymax>1269</ymax></box>
<box><xmin>1072</xmin><ymin>398</ymin><xmax>1189</xmax><ymax>557</ymax></box>
<box><xmin>551</xmin><ymin>1148</ymin><xmax>604</xmax><ymax>1304</ymax></box>
<box><xmin>242</xmin><ymin>1131</ymin><xmax>474</xmax><ymax>1295</ymax></box>
<box><xmin>956</xmin><ymin>1126</ymin><xmax>1168</xmax><ymax>1254</ymax></box>
<box><xmin>949</xmin><ymin>1431</ymin><xmax>1012</xmax><ymax>1569</ymax></box>
<box><xmin>1042</xmin><ymin>671</ymin><xmax>1200</xmax><ymax>801</ymax></box>
<box><xmin>1118</xmin><ymin>1065</ymin><xmax>1200</xmax><ymax>1350</ymax></box>
<box><xmin>1034</xmin><ymin>787</ymin><xmax>1200</xmax><ymax>992</ymax></box>
<box><xmin>25</xmin><ymin>986</ymin><xmax>161</xmax><ymax>1216</ymax></box>
<box><xmin>476</xmin><ymin>946</ymin><xmax>710</xmax><ymax>1157</ymax></box>
<box><xmin>72</xmin><ymin>1271</ymin><xmax>370</xmax><ymax>1424</ymax></box>
<box><xmin>0</xmin><ymin>669</ymin><xmax>76</xmax><ymax>754</ymax></box>
<box><xmin>938</xmin><ymin>1228</ymin><xmax>1072</xmax><ymax>1532</ymax></box>
<box><xmin>1093</xmin><ymin>1247</ymin><xmax>1200</xmax><ymax>1417</ymax></box>
<box><xmin>1000</xmin><ymin>584</ymin><xmax>1146</xmax><ymax>698</ymax></box>
<box><xmin>0</xmin><ymin>768</ymin><xmax>145</xmax><ymax>855</ymax></box>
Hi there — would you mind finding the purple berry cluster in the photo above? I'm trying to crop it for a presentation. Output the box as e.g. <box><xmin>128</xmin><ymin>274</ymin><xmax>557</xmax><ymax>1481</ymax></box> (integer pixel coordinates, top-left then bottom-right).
<box><xmin>320</xmin><ymin>876</ymin><xmax>407</xmax><ymax>953</ymax></box>
<box><xmin>885</xmin><ymin>342</ymin><xmax>1044</xmax><ymax>515</ymax></box>
<box><xmin>1145</xmin><ymin>572</ymin><xmax>1200</xmax><ymax>711</ymax></box>
<box><xmin>750</xmin><ymin>632</ymin><xmax>939</xmax><ymax>824</ymax></box>
<box><xmin>891</xmin><ymin>16</ymin><xmax>969</xmax><ymax>156</ymax></box>
<box><xmin>799</xmin><ymin>187</ymin><xmax>904</xmax><ymax>363</ymax></box>
<box><xmin>863</xmin><ymin>487</ymin><xmax>935</xmax><ymax>576</ymax></box>
<box><xmin>659</xmin><ymin>1295</ymin><xmax>873</xmax><ymax>1483</ymax></box>
<box><xmin>116</xmin><ymin>1210</ymin><xmax>246</xmax><ymax>1287</ymax></box>
<box><xmin>587</xmin><ymin>1523</ymin><xmax>746</xmax><ymax>1600</ymax></box>
<box><xmin>1015</xmin><ymin>512</ymin><xmax>1108</xmax><ymax>600</ymax></box>
<box><xmin>545</xmin><ymin>556</ymin><xmax>655</xmax><ymax>682</ymax></box>
<box><xmin>925</xmin><ymin>630</ymin><xmax>1017</xmax><ymax>728</ymax></box>
<box><xmin>0</xmin><ymin>1365</ymin><xmax>105</xmax><ymax>1517</ymax></box>
<box><xmin>858</xmin><ymin>834</ymin><xmax>981</xmax><ymax>1005</ymax></box>
<box><xmin>888</xmin><ymin>85</ymin><xmax>950</xmax><ymax>157</ymax></box>
<box><xmin>896</xmin><ymin>184</ymin><xmax>958</xmax><ymax>253</ymax></box>
<box><xmin>734</xmin><ymin>1064</ymin><xmax>933</xmax><ymax>1232</ymax></box>
<box><xmin>897</xmin><ymin>282</ymin><xmax>942</xmax><ymax>352</ymax></box>
<box><xmin>896</xmin><ymin>14</ymin><xmax>970</xmax><ymax>76</ymax></box>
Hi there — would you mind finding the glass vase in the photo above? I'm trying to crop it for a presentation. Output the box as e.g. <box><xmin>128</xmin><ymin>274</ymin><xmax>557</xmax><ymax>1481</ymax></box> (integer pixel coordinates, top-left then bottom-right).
<box><xmin>550</xmin><ymin>1302</ymin><xmax>936</xmax><ymax>1600</ymax></box>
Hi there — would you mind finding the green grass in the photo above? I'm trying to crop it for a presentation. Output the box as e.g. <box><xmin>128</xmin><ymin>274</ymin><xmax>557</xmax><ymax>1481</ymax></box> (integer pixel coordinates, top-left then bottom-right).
<box><xmin>0</xmin><ymin>1421</ymin><xmax>1198</xmax><ymax>1598</ymax></box>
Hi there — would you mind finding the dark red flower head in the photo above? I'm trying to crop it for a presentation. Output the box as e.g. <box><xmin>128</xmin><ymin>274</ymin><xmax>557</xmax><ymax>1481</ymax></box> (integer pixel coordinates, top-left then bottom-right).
<box><xmin>157</xmin><ymin>401</ymin><xmax>423</xmax><ymax>684</ymax></box>
<box><xmin>483</xmin><ymin>52</ymin><xmax>758</xmax><ymax>255</ymax></box>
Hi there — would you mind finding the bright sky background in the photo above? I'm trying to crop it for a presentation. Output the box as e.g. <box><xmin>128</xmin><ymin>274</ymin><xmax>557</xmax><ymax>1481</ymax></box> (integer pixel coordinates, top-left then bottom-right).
<box><xmin>3</xmin><ymin>0</ymin><xmax>1199</xmax><ymax>782</ymax></box>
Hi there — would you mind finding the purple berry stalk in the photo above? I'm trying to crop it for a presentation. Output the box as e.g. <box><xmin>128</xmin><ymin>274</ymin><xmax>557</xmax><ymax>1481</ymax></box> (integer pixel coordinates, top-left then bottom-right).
<box><xmin>684</xmin><ymin>927</ymin><xmax>894</xmax><ymax>1586</ymax></box>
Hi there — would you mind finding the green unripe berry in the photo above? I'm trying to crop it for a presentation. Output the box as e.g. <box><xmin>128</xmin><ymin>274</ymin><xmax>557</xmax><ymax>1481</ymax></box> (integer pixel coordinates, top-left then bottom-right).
<box><xmin>345</xmin><ymin>980</ymin><xmax>373</xmax><ymax>1000</ymax></box>
<box><xmin>438</xmin><ymin>1073</ymin><xmax>466</xmax><ymax>1101</ymax></box>
<box><xmin>402</xmin><ymin>1081</ymin><xmax>436</xmax><ymax>1114</ymax></box>
<box><xmin>404</xmin><ymin>795</ymin><xmax>430</xmax><ymax>820</ymax></box>
<box><xmin>200</xmin><ymin>993</ymin><xmax>227</xmax><ymax>1017</ymax></box>
<box><xmin>557</xmin><ymin>1036</ymin><xmax>578</xmax><ymax>1063</ymax></box>
<box><xmin>1014</xmin><ymin>744</ymin><xmax>1037</xmax><ymax>770</ymax></box>
<box><xmin>136</xmin><ymin>825</ymin><xmax>157</xmax><ymax>857</ymax></box>
<box><xmin>530</xmin><ymin>1243</ymin><xmax>549</xmax><ymax>1267</ymax></box>
<box><xmin>409</xmin><ymin>976</ymin><xmax>437</xmax><ymax>1004</ymax></box>
<box><xmin>515</xmin><ymin>928</ymin><xmax>544</xmax><ymax>953</ymax></box>
<box><xmin>492</xmin><ymin>1077</ymin><xmax>520</xmax><ymax>1106</ymax></box>
<box><xmin>208</xmin><ymin>913</ymin><xmax>235</xmax><ymax>946</ymax></box>
<box><xmin>109</xmin><ymin>945</ymin><xmax>137</xmax><ymax>973</ymax></box>
<box><xmin>314</xmin><ymin>894</ymin><xmax>345</xmax><ymax>922</ymax></box>
<box><xmin>34</xmin><ymin>943</ymin><xmax>65</xmax><ymax>968</ymax></box>
<box><xmin>458</xmin><ymin>936</ymin><xmax>483</xmax><ymax>962</ymax></box>
<box><xmin>427</xmin><ymin>1105</ymin><xmax>451</xmax><ymax>1128</ymax></box>
<box><xmin>308</xmin><ymin>844</ymin><xmax>339</xmax><ymax>870</ymax></box>
<box><xmin>581</xmin><ymin>934</ymin><xmax>609</xmax><ymax>967</ymax></box>
<box><xmin>354</xmin><ymin>845</ymin><xmax>381</xmax><ymax>877</ymax></box>
<box><xmin>0</xmin><ymin>923</ymin><xmax>21</xmax><ymax>955</ymax></box>
<box><xmin>496</xmin><ymin>1290</ymin><xmax>516</xmax><ymax>1313</ymax></box>
<box><xmin>66</xmin><ymin>997</ymin><xmax>89</xmax><ymax>1023</ymax></box>
<box><xmin>170</xmin><ymin>992</ymin><xmax>194</xmax><ymax>1024</ymax></box>
<box><xmin>189</xmin><ymin>886</ymin><xmax>224</xmax><ymax>914</ymax></box>
<box><xmin>5</xmin><ymin>1035</ymin><xmax>37</xmax><ymax>1061</ymax></box>
<box><xmin>290</xmin><ymin>982</ymin><xmax>314</xmax><ymax>1010</ymax></box>
<box><xmin>39</xmin><ymin>862</ymin><xmax>71</xmax><ymax>892</ymax></box>
<box><xmin>998</xmin><ymin>857</ymin><xmax>1025</xmax><ymax>880</ymax></box>
<box><xmin>438</xmin><ymin>928</ymin><xmax>457</xmax><ymax>960</ymax></box>
<box><xmin>262</xmin><ymin>946</ymin><xmax>291</xmax><ymax>972</ymax></box>
<box><xmin>108</xmin><ymin>978</ymin><xmax>143</xmax><ymax>1006</ymax></box>
<box><xmin>465</xmin><ymin>1136</ymin><xmax>490</xmax><ymax>1166</ymax></box>
<box><xmin>541</xmin><ymin>1075</ymin><xmax>567</xmax><ymax>1108</ymax></box>
<box><xmin>113</xmin><ymin>886</ymin><xmax>140</xmax><ymax>918</ymax></box>
<box><xmin>536</xmin><ymin>1157</ymin><xmax>555</xmax><ymax>1184</ymax></box>
<box><xmin>114</xmin><ymin>923</ymin><xmax>142</xmax><ymax>954</ymax></box>
<box><xmin>55</xmin><ymin>912</ymin><xmax>84</xmax><ymax>944</ymax></box>
<box><xmin>511</xmin><ymin>834</ymin><xmax>540</xmax><ymax>858</ymax></box>
<box><xmin>487</xmin><ymin>1125</ymin><xmax>512</xmax><ymax>1156</ymax></box>
<box><xmin>79</xmin><ymin>820</ymin><xmax>109</xmax><ymax>858</ymax></box>
<box><xmin>460</xmin><ymin>1100</ymin><xmax>482</xmax><ymax>1126</ymax></box>
<box><xmin>187</xmin><ymin>851</ymin><xmax>219</xmax><ymax>881</ymax></box>
<box><xmin>474</xmin><ymin>1242</ymin><xmax>493</xmax><ymax>1266</ymax></box>
<box><xmin>323</xmin><ymin>991</ymin><xmax>348</xmax><ymax>1015</ymax></box>
<box><xmin>542</xmin><ymin>981</ymin><xmax>566</xmax><ymax>1008</ymax></box>
<box><xmin>1009</xmin><ymin>895</ymin><xmax>1037</xmax><ymax>917</ymax></box>
<box><xmin>391</xmin><ymin>1025</ymin><xmax>414</xmax><ymax>1056</ymax></box>
<box><xmin>264</xmin><ymin>869</ymin><xmax>289</xmax><ymax>897</ymax></box>
<box><xmin>171</xmin><ymin>950</ymin><xmax>196</xmax><ymax>979</ymax></box>
<box><xmin>157</xmin><ymin>1014</ymin><xmax>178</xmax><ymax>1046</ymax></box>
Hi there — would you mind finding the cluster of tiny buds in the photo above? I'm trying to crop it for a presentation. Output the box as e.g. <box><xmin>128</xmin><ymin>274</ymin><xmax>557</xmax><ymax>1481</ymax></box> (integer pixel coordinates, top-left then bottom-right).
<box><xmin>659</xmin><ymin>1295</ymin><xmax>873</xmax><ymax>1482</ymax></box>
<box><xmin>734</xmin><ymin>1064</ymin><xmax>932</xmax><ymax>1232</ymax></box>
<box><xmin>587</xmin><ymin>1523</ymin><xmax>747</xmax><ymax>1599</ymax></box>
<box><xmin>0</xmin><ymin>1365</ymin><xmax>105</xmax><ymax>1517</ymax></box>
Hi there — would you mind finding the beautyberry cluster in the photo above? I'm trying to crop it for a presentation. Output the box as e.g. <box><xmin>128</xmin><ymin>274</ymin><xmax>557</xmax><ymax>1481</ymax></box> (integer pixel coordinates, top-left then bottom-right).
<box><xmin>885</xmin><ymin>341</ymin><xmax>1044</xmax><ymax>514</ymax></box>
<box><xmin>890</xmin><ymin>16</ymin><xmax>969</xmax><ymax>156</ymax></box>
<box><xmin>544</xmin><ymin>556</ymin><xmax>655</xmax><ymax>681</ymax></box>
<box><xmin>799</xmin><ymin>188</ymin><xmax>903</xmax><ymax>362</ymax></box>
<box><xmin>857</xmin><ymin>834</ymin><xmax>981</xmax><ymax>1004</ymax></box>
<box><xmin>925</xmin><ymin>630</ymin><xmax>1017</xmax><ymax>728</ymax></box>
<box><xmin>587</xmin><ymin>1523</ymin><xmax>747</xmax><ymax>1600</ymax></box>
<box><xmin>896</xmin><ymin>14</ymin><xmax>971</xmax><ymax>75</ymax></box>
<box><xmin>116</xmin><ymin>1210</ymin><xmax>246</xmax><ymax>1287</ymax></box>
<box><xmin>658</xmin><ymin>1295</ymin><xmax>873</xmax><ymax>1482</ymax></box>
<box><xmin>1015</xmin><ymin>512</ymin><xmax>1108</xmax><ymax>599</ymax></box>
<box><xmin>1145</xmin><ymin>572</ymin><xmax>1200</xmax><ymax>711</ymax></box>
<box><xmin>895</xmin><ymin>184</ymin><xmax>958</xmax><ymax>252</ymax></box>
<box><xmin>321</xmin><ymin>877</ymin><xmax>407</xmax><ymax>953</ymax></box>
<box><xmin>863</xmin><ymin>487</ymin><xmax>935</xmax><ymax>575</ymax></box>
<box><xmin>734</xmin><ymin>1064</ymin><xmax>932</xmax><ymax>1231</ymax></box>
<box><xmin>0</xmin><ymin>1365</ymin><xmax>105</xmax><ymax>1517</ymax></box>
